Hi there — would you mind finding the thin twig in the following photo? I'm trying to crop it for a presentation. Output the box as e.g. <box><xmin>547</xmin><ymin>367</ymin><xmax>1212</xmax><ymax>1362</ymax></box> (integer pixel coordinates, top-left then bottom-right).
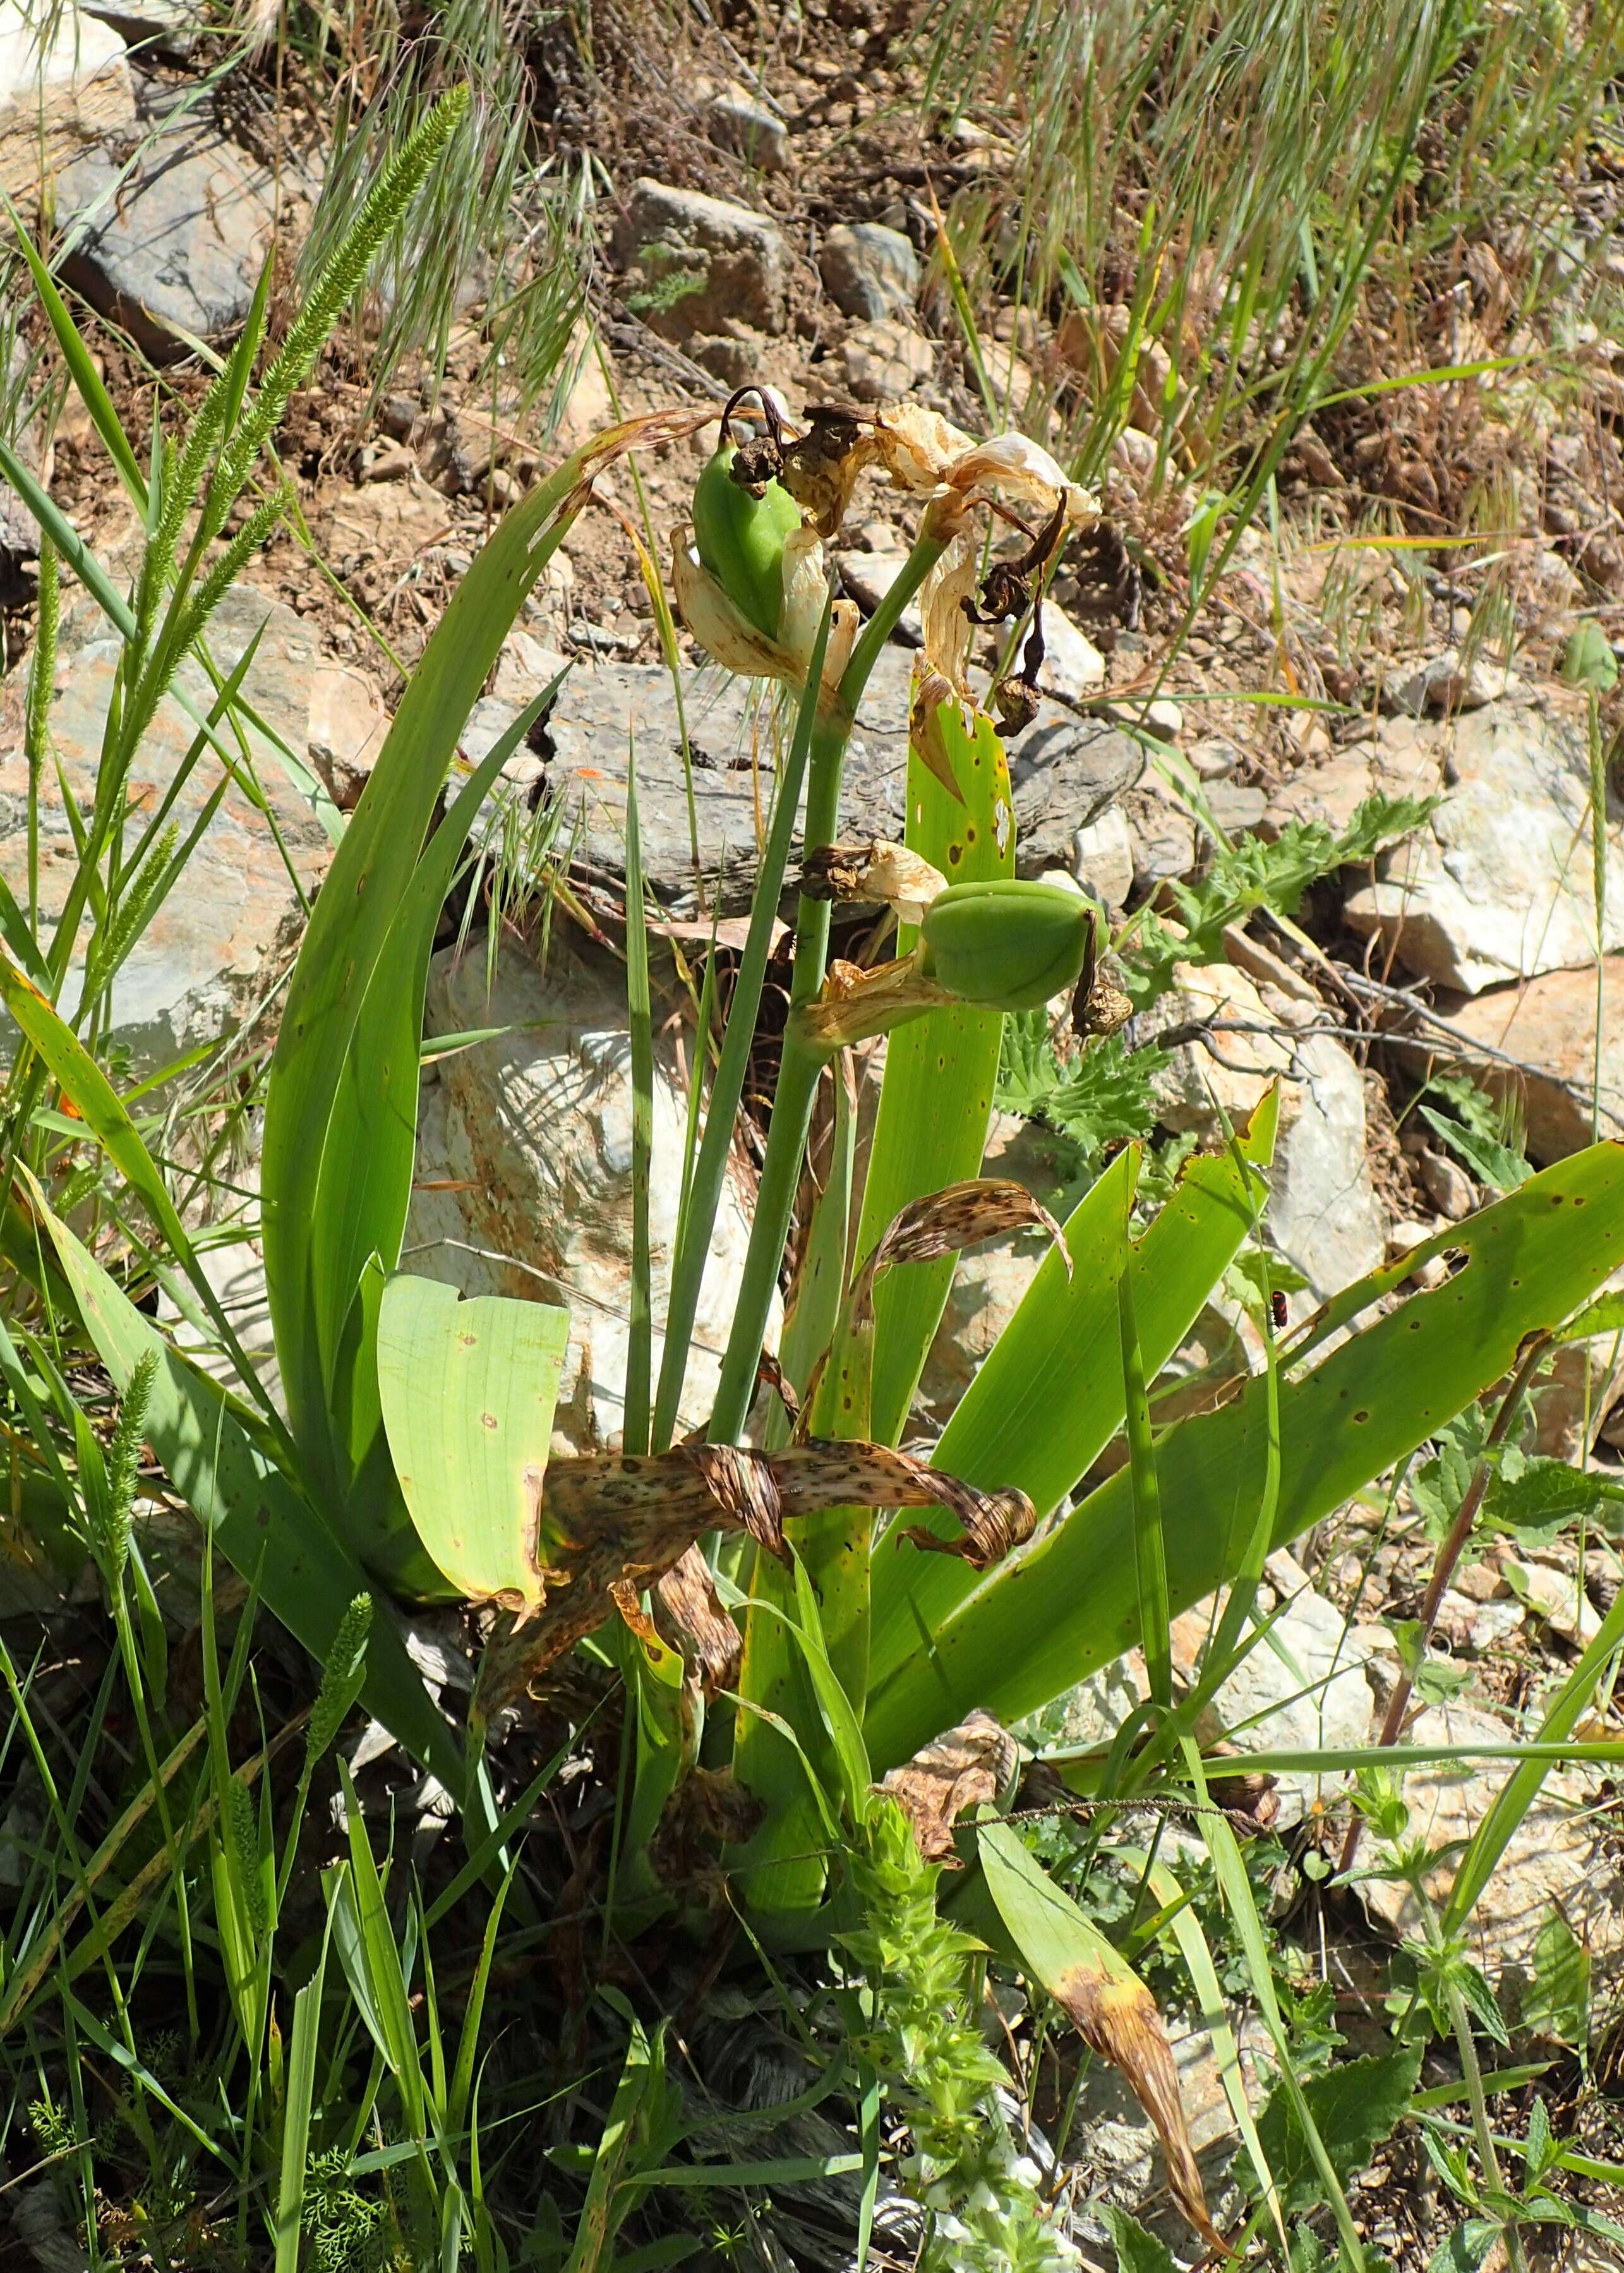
<box><xmin>1337</xmin><ymin>1332</ymin><xmax>1551</xmax><ymax>1877</ymax></box>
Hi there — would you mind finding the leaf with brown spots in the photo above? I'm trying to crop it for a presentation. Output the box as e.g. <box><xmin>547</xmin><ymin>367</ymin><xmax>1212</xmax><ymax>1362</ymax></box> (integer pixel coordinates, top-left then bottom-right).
<box><xmin>476</xmin><ymin>1438</ymin><xmax>1035</xmax><ymax>1715</ymax></box>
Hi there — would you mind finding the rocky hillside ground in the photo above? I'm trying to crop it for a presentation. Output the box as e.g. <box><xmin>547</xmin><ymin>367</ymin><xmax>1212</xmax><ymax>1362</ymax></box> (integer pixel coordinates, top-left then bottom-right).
<box><xmin>4</xmin><ymin>0</ymin><xmax>1624</xmax><ymax>2262</ymax></box>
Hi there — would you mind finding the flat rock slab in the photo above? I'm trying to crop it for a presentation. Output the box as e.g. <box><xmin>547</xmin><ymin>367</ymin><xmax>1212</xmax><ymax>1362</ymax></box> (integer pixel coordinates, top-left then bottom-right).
<box><xmin>58</xmin><ymin>111</ymin><xmax>275</xmax><ymax>354</ymax></box>
<box><xmin>0</xmin><ymin>0</ymin><xmax>133</xmax><ymax>202</ymax></box>
<box><xmin>1445</xmin><ymin>956</ymin><xmax>1624</xmax><ymax>1159</ymax></box>
<box><xmin>514</xmin><ymin>644</ymin><xmax>1143</xmax><ymax>915</ymax></box>
<box><xmin>0</xmin><ymin>582</ymin><xmax>330</xmax><ymax>1059</ymax></box>
<box><xmin>1340</xmin><ymin>694</ymin><xmax>1624</xmax><ymax>993</ymax></box>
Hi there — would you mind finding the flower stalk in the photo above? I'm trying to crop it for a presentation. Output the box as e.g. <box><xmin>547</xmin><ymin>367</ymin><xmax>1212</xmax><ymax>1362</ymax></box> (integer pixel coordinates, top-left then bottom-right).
<box><xmin>706</xmin><ymin>521</ymin><xmax>951</xmax><ymax>1449</ymax></box>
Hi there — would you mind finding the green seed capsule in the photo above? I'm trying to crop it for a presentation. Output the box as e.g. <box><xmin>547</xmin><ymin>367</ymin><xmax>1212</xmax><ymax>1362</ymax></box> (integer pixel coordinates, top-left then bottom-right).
<box><xmin>692</xmin><ymin>443</ymin><xmax>803</xmax><ymax>641</ymax></box>
<box><xmin>919</xmin><ymin>879</ymin><xmax>1098</xmax><ymax>1012</ymax></box>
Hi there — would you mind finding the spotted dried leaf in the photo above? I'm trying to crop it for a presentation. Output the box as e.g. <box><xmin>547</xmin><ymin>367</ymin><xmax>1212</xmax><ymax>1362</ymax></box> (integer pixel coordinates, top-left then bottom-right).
<box><xmin>478</xmin><ymin>1438</ymin><xmax>1035</xmax><ymax>1711</ymax></box>
<box><xmin>878</xmin><ymin>1709</ymin><xmax>1018</xmax><ymax>1865</ymax></box>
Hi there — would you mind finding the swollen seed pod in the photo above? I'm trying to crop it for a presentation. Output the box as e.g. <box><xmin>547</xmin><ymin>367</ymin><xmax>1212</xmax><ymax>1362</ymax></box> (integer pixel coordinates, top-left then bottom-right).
<box><xmin>919</xmin><ymin>879</ymin><xmax>1098</xmax><ymax>1013</ymax></box>
<box><xmin>692</xmin><ymin>444</ymin><xmax>803</xmax><ymax>641</ymax></box>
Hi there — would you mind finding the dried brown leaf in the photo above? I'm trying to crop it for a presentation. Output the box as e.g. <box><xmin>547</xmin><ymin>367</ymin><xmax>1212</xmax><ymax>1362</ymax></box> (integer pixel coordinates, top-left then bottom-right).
<box><xmin>878</xmin><ymin>1709</ymin><xmax>1018</xmax><ymax>1865</ymax></box>
<box><xmin>478</xmin><ymin>1439</ymin><xmax>1035</xmax><ymax>1712</ymax></box>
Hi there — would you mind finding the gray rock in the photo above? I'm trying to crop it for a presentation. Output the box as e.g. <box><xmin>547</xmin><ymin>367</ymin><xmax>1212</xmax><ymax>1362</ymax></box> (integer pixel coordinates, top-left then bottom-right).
<box><xmin>81</xmin><ymin>0</ymin><xmax>204</xmax><ymax>54</ymax></box>
<box><xmin>838</xmin><ymin>317</ymin><xmax>934</xmax><ymax>402</ymax></box>
<box><xmin>1144</xmin><ymin>960</ymin><xmax>1388</xmax><ymax>1304</ymax></box>
<box><xmin>1419</xmin><ymin>1145</ymin><xmax>1476</xmax><ymax>1220</ymax></box>
<box><xmin>0</xmin><ymin>584</ymin><xmax>330</xmax><ymax>1059</ymax></box>
<box><xmin>1344</xmin><ymin>697</ymin><xmax>1624</xmax><ymax>992</ymax></box>
<box><xmin>1446</xmin><ymin>957</ymin><xmax>1624</xmax><ymax>1159</ymax></box>
<box><xmin>1171</xmin><ymin>1559</ymin><xmax>1375</xmax><ymax>1825</ymax></box>
<box><xmin>0</xmin><ymin>3</ymin><xmax>133</xmax><ymax>203</ymax></box>
<box><xmin>704</xmin><ymin>83</ymin><xmax>789</xmax><ymax>172</ymax></box>
<box><xmin>0</xmin><ymin>322</ymin><xmax>54</xmax><ymax>558</ymax></box>
<box><xmin>507</xmin><ymin>646</ymin><xmax>1141</xmax><ymax>916</ymax></box>
<box><xmin>1356</xmin><ymin>1699</ymin><xmax>1624</xmax><ymax>2001</ymax></box>
<box><xmin>57</xmin><ymin>112</ymin><xmax>276</xmax><ymax>355</ymax></box>
<box><xmin>615</xmin><ymin>178</ymin><xmax>788</xmax><ymax>341</ymax></box>
<box><xmin>1071</xmin><ymin>802</ymin><xmax>1136</xmax><ymax>909</ymax></box>
<box><xmin>405</xmin><ymin>929</ymin><xmax>772</xmax><ymax>1452</ymax></box>
<box><xmin>818</xmin><ymin>221</ymin><xmax>920</xmax><ymax>322</ymax></box>
<box><xmin>916</xmin><ymin>1112</ymin><xmax>1080</xmax><ymax>1428</ymax></box>
<box><xmin>307</xmin><ymin>661</ymin><xmax>390</xmax><ymax>809</ymax></box>
<box><xmin>835</xmin><ymin>545</ymin><xmax>922</xmax><ymax>641</ymax></box>
<box><xmin>1385</xmin><ymin>645</ymin><xmax>1509</xmax><ymax>717</ymax></box>
<box><xmin>1037</xmin><ymin>600</ymin><xmax>1105</xmax><ymax>701</ymax></box>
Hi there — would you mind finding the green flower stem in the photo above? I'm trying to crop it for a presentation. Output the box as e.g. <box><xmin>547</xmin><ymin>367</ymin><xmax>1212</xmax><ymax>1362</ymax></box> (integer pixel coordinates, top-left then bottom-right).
<box><xmin>706</xmin><ymin>527</ymin><xmax>947</xmax><ymax>1450</ymax></box>
<box><xmin>650</xmin><ymin>603</ymin><xmax>833</xmax><ymax>1455</ymax></box>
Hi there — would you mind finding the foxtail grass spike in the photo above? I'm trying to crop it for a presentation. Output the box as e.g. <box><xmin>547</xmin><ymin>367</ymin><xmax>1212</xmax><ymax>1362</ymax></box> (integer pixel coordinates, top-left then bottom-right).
<box><xmin>214</xmin><ymin>84</ymin><xmax>469</xmax><ymax>512</ymax></box>
<box><xmin>306</xmin><ymin>1593</ymin><xmax>373</xmax><ymax>1770</ymax></box>
<box><xmin>25</xmin><ymin>540</ymin><xmax>56</xmax><ymax>928</ymax></box>
<box><xmin>97</xmin><ymin>1349</ymin><xmax>157</xmax><ymax>1585</ymax></box>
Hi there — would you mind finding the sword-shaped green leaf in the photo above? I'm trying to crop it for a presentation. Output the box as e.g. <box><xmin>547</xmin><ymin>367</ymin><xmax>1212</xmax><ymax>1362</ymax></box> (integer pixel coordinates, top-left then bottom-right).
<box><xmin>858</xmin><ymin>699</ymin><xmax>1014</xmax><ymax>1449</ymax></box>
<box><xmin>867</xmin><ymin>1089</ymin><xmax>1277</xmax><ymax>1697</ymax></box>
<box><xmin>28</xmin><ymin>1176</ymin><xmax>459</xmax><ymax>1786</ymax></box>
<box><xmin>867</xmin><ymin>1141</ymin><xmax>1624</xmax><ymax>1767</ymax></box>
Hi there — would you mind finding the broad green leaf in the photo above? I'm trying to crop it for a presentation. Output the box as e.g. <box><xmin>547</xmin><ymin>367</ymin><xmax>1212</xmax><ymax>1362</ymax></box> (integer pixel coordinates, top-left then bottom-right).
<box><xmin>867</xmin><ymin>1142</ymin><xmax>1624</xmax><ymax>1766</ymax></box>
<box><xmin>867</xmin><ymin>1088</ymin><xmax>1277</xmax><ymax>1696</ymax></box>
<box><xmin>1563</xmin><ymin>620</ymin><xmax>1618</xmax><ymax>691</ymax></box>
<box><xmin>859</xmin><ymin>701</ymin><xmax>1014</xmax><ymax>1447</ymax></box>
<box><xmin>262</xmin><ymin>447</ymin><xmax>586</xmax><ymax>1515</ymax></box>
<box><xmin>29</xmin><ymin>1179</ymin><xmax>459</xmax><ymax>1785</ymax></box>
<box><xmin>1241</xmin><ymin>2049</ymin><xmax>1423</xmax><ymax>2212</ymax></box>
<box><xmin>376</xmin><ymin>1274</ymin><xmax>568</xmax><ymax>1610</ymax></box>
<box><xmin>1100</xmin><ymin>2209</ymin><xmax>1178</xmax><ymax>2273</ymax></box>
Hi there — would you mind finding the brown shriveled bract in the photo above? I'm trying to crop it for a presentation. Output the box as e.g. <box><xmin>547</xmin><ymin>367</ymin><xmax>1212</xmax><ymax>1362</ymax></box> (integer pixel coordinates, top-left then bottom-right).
<box><xmin>876</xmin><ymin>1708</ymin><xmax>1018</xmax><ymax>1866</ymax></box>
<box><xmin>477</xmin><ymin>1437</ymin><xmax>1035</xmax><ymax>1716</ymax></box>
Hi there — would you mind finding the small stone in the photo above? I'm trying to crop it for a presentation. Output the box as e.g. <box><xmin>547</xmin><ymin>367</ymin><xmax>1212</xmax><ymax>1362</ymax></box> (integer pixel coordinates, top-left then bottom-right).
<box><xmin>1419</xmin><ymin>1147</ymin><xmax>1476</xmax><ymax>1220</ymax></box>
<box><xmin>839</xmin><ymin>317</ymin><xmax>934</xmax><ymax>401</ymax></box>
<box><xmin>691</xmin><ymin>328</ymin><xmax>764</xmax><ymax>389</ymax></box>
<box><xmin>1038</xmin><ymin>601</ymin><xmax>1105</xmax><ymax>701</ymax></box>
<box><xmin>836</xmin><ymin>545</ymin><xmax>922</xmax><ymax>641</ymax></box>
<box><xmin>307</xmin><ymin>662</ymin><xmax>389</xmax><ymax>809</ymax></box>
<box><xmin>1144</xmin><ymin>697</ymin><xmax>1182</xmax><ymax>741</ymax></box>
<box><xmin>1505</xmin><ymin>1555</ymin><xmax>1603</xmax><ymax>1648</ymax></box>
<box><xmin>1469</xmin><ymin>1599</ymin><xmax>1526</xmax><ymax>1652</ymax></box>
<box><xmin>361</xmin><ymin>441</ymin><xmax>416</xmax><ymax>483</ymax></box>
<box><xmin>0</xmin><ymin>1</ymin><xmax>133</xmax><ymax>202</ymax></box>
<box><xmin>1189</xmin><ymin>737</ymin><xmax>1239</xmax><ymax>781</ymax></box>
<box><xmin>614</xmin><ymin>178</ymin><xmax>788</xmax><ymax>341</ymax></box>
<box><xmin>1071</xmin><ymin>805</ymin><xmax>1136</xmax><ymax>911</ymax></box>
<box><xmin>704</xmin><ymin>81</ymin><xmax>789</xmax><ymax>172</ymax></box>
<box><xmin>56</xmin><ymin>112</ymin><xmax>275</xmax><ymax>356</ymax></box>
<box><xmin>1344</xmin><ymin>701</ymin><xmax>1624</xmax><ymax>994</ymax></box>
<box><xmin>1433</xmin><ymin>1589</ymin><xmax>1479</xmax><ymax>1651</ymax></box>
<box><xmin>818</xmin><ymin>220</ymin><xmax>920</xmax><ymax>321</ymax></box>
<box><xmin>1455</xmin><ymin>1559</ymin><xmax>1508</xmax><ymax>1604</ymax></box>
<box><xmin>1385</xmin><ymin>646</ymin><xmax>1510</xmax><ymax>718</ymax></box>
<box><xmin>1387</xmin><ymin>1217</ymin><xmax>1449</xmax><ymax>1290</ymax></box>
